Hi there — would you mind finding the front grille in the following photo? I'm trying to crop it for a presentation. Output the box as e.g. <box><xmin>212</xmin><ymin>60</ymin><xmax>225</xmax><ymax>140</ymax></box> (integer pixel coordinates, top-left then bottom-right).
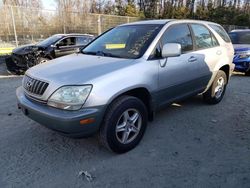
<box><xmin>23</xmin><ymin>75</ymin><xmax>49</xmax><ymax>96</ymax></box>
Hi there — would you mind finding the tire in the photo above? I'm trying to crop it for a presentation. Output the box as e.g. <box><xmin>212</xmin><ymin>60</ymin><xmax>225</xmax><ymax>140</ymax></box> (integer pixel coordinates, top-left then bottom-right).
<box><xmin>203</xmin><ymin>70</ymin><xmax>227</xmax><ymax>104</ymax></box>
<box><xmin>100</xmin><ymin>95</ymin><xmax>148</xmax><ymax>153</ymax></box>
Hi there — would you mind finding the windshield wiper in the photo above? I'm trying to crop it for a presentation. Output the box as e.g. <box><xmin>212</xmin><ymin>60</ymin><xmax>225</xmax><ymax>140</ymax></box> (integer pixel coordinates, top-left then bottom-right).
<box><xmin>81</xmin><ymin>51</ymin><xmax>96</xmax><ymax>55</ymax></box>
<box><xmin>97</xmin><ymin>51</ymin><xmax>123</xmax><ymax>58</ymax></box>
<box><xmin>82</xmin><ymin>50</ymin><xmax>122</xmax><ymax>58</ymax></box>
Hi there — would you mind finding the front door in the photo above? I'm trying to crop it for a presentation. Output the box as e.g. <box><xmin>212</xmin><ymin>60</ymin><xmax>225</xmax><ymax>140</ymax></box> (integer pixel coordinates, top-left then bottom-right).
<box><xmin>55</xmin><ymin>37</ymin><xmax>78</xmax><ymax>57</ymax></box>
<box><xmin>157</xmin><ymin>23</ymin><xmax>211</xmax><ymax>107</ymax></box>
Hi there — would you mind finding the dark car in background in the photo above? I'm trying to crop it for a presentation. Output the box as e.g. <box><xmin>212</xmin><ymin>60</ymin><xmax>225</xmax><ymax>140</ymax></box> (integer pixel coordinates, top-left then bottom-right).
<box><xmin>228</xmin><ymin>29</ymin><xmax>250</xmax><ymax>76</ymax></box>
<box><xmin>5</xmin><ymin>34</ymin><xmax>95</xmax><ymax>74</ymax></box>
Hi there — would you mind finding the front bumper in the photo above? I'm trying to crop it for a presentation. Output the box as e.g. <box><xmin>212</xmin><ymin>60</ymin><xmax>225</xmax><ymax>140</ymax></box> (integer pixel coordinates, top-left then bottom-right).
<box><xmin>16</xmin><ymin>87</ymin><xmax>106</xmax><ymax>137</ymax></box>
<box><xmin>5</xmin><ymin>54</ymin><xmax>27</xmax><ymax>75</ymax></box>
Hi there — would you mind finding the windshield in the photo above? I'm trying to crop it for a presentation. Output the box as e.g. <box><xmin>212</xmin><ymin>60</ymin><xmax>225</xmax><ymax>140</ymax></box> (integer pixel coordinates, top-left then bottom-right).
<box><xmin>82</xmin><ymin>24</ymin><xmax>163</xmax><ymax>59</ymax></box>
<box><xmin>37</xmin><ymin>35</ymin><xmax>64</xmax><ymax>47</ymax></box>
<box><xmin>228</xmin><ymin>32</ymin><xmax>250</xmax><ymax>44</ymax></box>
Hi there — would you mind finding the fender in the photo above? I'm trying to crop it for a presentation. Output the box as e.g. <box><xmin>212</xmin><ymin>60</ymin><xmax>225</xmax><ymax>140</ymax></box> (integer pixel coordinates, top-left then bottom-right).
<box><xmin>203</xmin><ymin>59</ymin><xmax>231</xmax><ymax>93</ymax></box>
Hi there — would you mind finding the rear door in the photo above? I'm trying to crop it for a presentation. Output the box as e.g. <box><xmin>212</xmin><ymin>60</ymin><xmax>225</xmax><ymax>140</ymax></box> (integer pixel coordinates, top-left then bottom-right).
<box><xmin>189</xmin><ymin>23</ymin><xmax>221</xmax><ymax>84</ymax></box>
<box><xmin>157</xmin><ymin>23</ymin><xmax>208</xmax><ymax>106</ymax></box>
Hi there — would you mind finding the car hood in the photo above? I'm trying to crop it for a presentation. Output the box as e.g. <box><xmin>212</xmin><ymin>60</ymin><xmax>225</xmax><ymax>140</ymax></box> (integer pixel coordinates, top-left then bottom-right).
<box><xmin>12</xmin><ymin>44</ymin><xmax>44</xmax><ymax>55</ymax></box>
<box><xmin>26</xmin><ymin>53</ymin><xmax>134</xmax><ymax>85</ymax></box>
<box><xmin>233</xmin><ymin>44</ymin><xmax>250</xmax><ymax>52</ymax></box>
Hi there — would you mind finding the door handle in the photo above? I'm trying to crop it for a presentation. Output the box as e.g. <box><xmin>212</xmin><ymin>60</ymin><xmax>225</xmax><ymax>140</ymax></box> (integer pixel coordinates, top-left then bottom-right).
<box><xmin>188</xmin><ymin>56</ymin><xmax>197</xmax><ymax>62</ymax></box>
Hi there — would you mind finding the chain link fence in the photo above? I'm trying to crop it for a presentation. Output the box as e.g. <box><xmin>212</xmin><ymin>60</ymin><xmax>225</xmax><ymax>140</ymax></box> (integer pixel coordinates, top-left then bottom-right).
<box><xmin>0</xmin><ymin>5</ymin><xmax>249</xmax><ymax>49</ymax></box>
<box><xmin>0</xmin><ymin>5</ymin><xmax>140</xmax><ymax>48</ymax></box>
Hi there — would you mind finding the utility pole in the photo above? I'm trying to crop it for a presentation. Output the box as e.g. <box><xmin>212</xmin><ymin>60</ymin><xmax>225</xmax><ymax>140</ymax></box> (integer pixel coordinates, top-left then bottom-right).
<box><xmin>10</xmin><ymin>5</ymin><xmax>18</xmax><ymax>47</ymax></box>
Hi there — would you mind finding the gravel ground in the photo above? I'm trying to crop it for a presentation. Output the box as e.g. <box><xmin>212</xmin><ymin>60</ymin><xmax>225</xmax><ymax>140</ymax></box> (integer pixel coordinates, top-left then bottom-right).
<box><xmin>0</xmin><ymin>62</ymin><xmax>250</xmax><ymax>188</ymax></box>
<box><xmin>0</xmin><ymin>57</ymin><xmax>10</xmax><ymax>76</ymax></box>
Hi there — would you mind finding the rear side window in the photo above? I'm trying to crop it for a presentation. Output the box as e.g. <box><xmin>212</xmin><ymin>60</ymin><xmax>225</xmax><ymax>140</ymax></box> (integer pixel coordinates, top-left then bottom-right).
<box><xmin>162</xmin><ymin>24</ymin><xmax>193</xmax><ymax>52</ymax></box>
<box><xmin>209</xmin><ymin>24</ymin><xmax>231</xmax><ymax>43</ymax></box>
<box><xmin>190</xmin><ymin>24</ymin><xmax>219</xmax><ymax>50</ymax></box>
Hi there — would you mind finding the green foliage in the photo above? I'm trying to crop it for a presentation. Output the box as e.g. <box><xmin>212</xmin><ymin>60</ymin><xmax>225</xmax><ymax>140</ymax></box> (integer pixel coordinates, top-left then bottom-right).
<box><xmin>234</xmin><ymin>14</ymin><xmax>250</xmax><ymax>26</ymax></box>
<box><xmin>193</xmin><ymin>5</ymin><xmax>250</xmax><ymax>27</ymax></box>
<box><xmin>172</xmin><ymin>7</ymin><xmax>191</xmax><ymax>19</ymax></box>
<box><xmin>125</xmin><ymin>2</ymin><xmax>138</xmax><ymax>17</ymax></box>
<box><xmin>95</xmin><ymin>0</ymin><xmax>250</xmax><ymax>26</ymax></box>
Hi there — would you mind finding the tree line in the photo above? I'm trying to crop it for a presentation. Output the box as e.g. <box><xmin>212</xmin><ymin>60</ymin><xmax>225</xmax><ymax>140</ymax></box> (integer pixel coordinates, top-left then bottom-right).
<box><xmin>2</xmin><ymin>0</ymin><xmax>250</xmax><ymax>26</ymax></box>
<box><xmin>94</xmin><ymin>0</ymin><xmax>250</xmax><ymax>26</ymax></box>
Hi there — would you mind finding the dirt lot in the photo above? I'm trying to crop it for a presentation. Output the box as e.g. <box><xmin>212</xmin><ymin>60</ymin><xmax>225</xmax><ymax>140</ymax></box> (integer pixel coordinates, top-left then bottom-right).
<box><xmin>0</xmin><ymin>58</ymin><xmax>10</xmax><ymax>76</ymax></box>
<box><xmin>0</xmin><ymin>62</ymin><xmax>250</xmax><ymax>188</ymax></box>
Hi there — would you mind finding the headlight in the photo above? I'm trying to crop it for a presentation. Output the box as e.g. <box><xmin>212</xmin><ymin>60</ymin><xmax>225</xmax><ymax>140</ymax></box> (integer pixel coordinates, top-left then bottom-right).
<box><xmin>47</xmin><ymin>85</ymin><xmax>92</xmax><ymax>110</ymax></box>
<box><xmin>237</xmin><ymin>50</ymin><xmax>250</xmax><ymax>59</ymax></box>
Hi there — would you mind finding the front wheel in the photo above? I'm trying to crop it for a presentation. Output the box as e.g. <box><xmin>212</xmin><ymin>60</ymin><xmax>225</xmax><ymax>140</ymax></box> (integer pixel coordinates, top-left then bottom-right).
<box><xmin>203</xmin><ymin>70</ymin><xmax>227</xmax><ymax>104</ymax></box>
<box><xmin>100</xmin><ymin>96</ymin><xmax>148</xmax><ymax>153</ymax></box>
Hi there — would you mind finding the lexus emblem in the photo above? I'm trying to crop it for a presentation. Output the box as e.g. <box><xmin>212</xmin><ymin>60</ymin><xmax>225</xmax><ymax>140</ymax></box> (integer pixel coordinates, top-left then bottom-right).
<box><xmin>26</xmin><ymin>80</ymin><xmax>33</xmax><ymax>89</ymax></box>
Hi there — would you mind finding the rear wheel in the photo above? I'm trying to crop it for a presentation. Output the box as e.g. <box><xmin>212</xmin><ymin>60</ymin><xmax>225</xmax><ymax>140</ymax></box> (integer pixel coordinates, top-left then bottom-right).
<box><xmin>100</xmin><ymin>96</ymin><xmax>148</xmax><ymax>153</ymax></box>
<box><xmin>203</xmin><ymin>70</ymin><xmax>227</xmax><ymax>104</ymax></box>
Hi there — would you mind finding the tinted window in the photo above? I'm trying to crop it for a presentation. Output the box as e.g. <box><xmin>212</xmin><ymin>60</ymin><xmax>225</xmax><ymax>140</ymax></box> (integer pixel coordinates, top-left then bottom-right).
<box><xmin>191</xmin><ymin>24</ymin><xmax>218</xmax><ymax>49</ymax></box>
<box><xmin>209</xmin><ymin>24</ymin><xmax>231</xmax><ymax>43</ymax></box>
<box><xmin>37</xmin><ymin>35</ymin><xmax>63</xmax><ymax>47</ymax></box>
<box><xmin>228</xmin><ymin>32</ymin><xmax>250</xmax><ymax>44</ymax></box>
<box><xmin>57</xmin><ymin>37</ymin><xmax>76</xmax><ymax>47</ymax></box>
<box><xmin>76</xmin><ymin>36</ymin><xmax>93</xmax><ymax>45</ymax></box>
<box><xmin>162</xmin><ymin>24</ymin><xmax>193</xmax><ymax>52</ymax></box>
<box><xmin>82</xmin><ymin>25</ymin><xmax>163</xmax><ymax>59</ymax></box>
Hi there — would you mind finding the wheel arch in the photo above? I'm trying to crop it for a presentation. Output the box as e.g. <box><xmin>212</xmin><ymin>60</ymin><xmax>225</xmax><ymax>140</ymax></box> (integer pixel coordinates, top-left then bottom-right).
<box><xmin>106</xmin><ymin>87</ymin><xmax>155</xmax><ymax>121</ymax></box>
<box><xmin>219</xmin><ymin>64</ymin><xmax>230</xmax><ymax>82</ymax></box>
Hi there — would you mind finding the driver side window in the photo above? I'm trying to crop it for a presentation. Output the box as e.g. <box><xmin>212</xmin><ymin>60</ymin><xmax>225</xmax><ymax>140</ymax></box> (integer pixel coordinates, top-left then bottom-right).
<box><xmin>57</xmin><ymin>37</ymin><xmax>76</xmax><ymax>47</ymax></box>
<box><xmin>162</xmin><ymin>24</ymin><xmax>193</xmax><ymax>53</ymax></box>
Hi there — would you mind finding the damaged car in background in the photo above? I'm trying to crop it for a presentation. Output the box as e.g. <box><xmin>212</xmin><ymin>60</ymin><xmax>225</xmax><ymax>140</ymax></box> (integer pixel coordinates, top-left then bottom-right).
<box><xmin>5</xmin><ymin>34</ymin><xmax>95</xmax><ymax>74</ymax></box>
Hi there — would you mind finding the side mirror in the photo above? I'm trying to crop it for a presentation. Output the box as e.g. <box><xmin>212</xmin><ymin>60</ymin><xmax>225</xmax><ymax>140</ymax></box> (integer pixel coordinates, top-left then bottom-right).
<box><xmin>76</xmin><ymin>48</ymin><xmax>80</xmax><ymax>53</ymax></box>
<box><xmin>161</xmin><ymin>43</ymin><xmax>181</xmax><ymax>58</ymax></box>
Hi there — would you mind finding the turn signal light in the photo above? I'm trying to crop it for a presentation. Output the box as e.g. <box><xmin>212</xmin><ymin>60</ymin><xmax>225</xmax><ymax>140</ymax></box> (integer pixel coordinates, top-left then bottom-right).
<box><xmin>80</xmin><ymin>118</ymin><xmax>95</xmax><ymax>125</ymax></box>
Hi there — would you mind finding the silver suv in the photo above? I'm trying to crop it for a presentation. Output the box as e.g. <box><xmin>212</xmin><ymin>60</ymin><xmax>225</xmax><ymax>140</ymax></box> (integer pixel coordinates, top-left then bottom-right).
<box><xmin>17</xmin><ymin>20</ymin><xmax>234</xmax><ymax>153</ymax></box>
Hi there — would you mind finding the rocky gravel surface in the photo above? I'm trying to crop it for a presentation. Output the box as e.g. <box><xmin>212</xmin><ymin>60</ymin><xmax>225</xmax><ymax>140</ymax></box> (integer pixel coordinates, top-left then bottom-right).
<box><xmin>0</xmin><ymin>65</ymin><xmax>249</xmax><ymax>187</ymax></box>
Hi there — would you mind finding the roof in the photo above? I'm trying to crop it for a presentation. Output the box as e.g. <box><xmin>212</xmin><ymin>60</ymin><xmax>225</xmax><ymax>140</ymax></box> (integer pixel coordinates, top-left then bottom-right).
<box><xmin>120</xmin><ymin>19</ymin><xmax>173</xmax><ymax>26</ymax></box>
<box><xmin>53</xmin><ymin>33</ymin><xmax>94</xmax><ymax>37</ymax></box>
<box><xmin>120</xmin><ymin>19</ymin><xmax>219</xmax><ymax>27</ymax></box>
<box><xmin>230</xmin><ymin>29</ymin><xmax>250</xmax><ymax>33</ymax></box>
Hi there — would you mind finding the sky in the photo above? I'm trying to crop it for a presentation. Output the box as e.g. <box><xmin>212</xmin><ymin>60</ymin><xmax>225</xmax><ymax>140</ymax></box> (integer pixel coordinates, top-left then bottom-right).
<box><xmin>42</xmin><ymin>0</ymin><xmax>56</xmax><ymax>10</ymax></box>
<box><xmin>0</xmin><ymin>0</ymin><xmax>56</xmax><ymax>9</ymax></box>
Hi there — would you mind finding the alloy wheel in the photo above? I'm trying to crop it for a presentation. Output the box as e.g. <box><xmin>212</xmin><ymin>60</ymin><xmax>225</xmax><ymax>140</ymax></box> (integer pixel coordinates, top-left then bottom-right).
<box><xmin>214</xmin><ymin>76</ymin><xmax>225</xmax><ymax>99</ymax></box>
<box><xmin>115</xmin><ymin>108</ymin><xmax>142</xmax><ymax>144</ymax></box>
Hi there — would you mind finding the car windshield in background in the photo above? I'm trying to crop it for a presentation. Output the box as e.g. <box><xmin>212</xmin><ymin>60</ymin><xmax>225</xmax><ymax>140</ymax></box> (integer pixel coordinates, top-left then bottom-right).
<box><xmin>82</xmin><ymin>24</ymin><xmax>163</xmax><ymax>59</ymax></box>
<box><xmin>228</xmin><ymin>32</ymin><xmax>250</xmax><ymax>44</ymax></box>
<box><xmin>37</xmin><ymin>35</ymin><xmax>63</xmax><ymax>47</ymax></box>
